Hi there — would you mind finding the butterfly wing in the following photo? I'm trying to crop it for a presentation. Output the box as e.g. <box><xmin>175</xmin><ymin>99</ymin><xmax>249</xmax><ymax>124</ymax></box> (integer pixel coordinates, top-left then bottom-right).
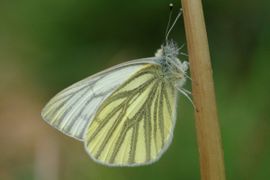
<box><xmin>84</xmin><ymin>63</ymin><xmax>177</xmax><ymax>166</ymax></box>
<box><xmin>41</xmin><ymin>58</ymin><xmax>157</xmax><ymax>140</ymax></box>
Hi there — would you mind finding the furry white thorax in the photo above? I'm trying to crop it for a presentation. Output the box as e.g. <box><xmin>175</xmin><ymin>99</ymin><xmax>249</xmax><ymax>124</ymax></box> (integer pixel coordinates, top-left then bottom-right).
<box><xmin>154</xmin><ymin>41</ymin><xmax>189</xmax><ymax>89</ymax></box>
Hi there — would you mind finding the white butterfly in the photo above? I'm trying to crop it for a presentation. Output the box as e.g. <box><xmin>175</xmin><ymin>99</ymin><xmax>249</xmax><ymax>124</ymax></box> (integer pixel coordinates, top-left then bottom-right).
<box><xmin>41</xmin><ymin>9</ymin><xmax>191</xmax><ymax>166</ymax></box>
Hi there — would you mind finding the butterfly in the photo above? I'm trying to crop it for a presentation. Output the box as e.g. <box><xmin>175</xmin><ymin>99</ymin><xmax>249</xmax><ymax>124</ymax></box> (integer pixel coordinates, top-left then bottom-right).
<box><xmin>41</xmin><ymin>8</ymin><xmax>191</xmax><ymax>167</ymax></box>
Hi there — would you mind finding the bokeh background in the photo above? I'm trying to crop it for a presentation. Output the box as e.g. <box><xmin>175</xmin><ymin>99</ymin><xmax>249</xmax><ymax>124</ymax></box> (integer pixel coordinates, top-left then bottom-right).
<box><xmin>1</xmin><ymin>0</ymin><xmax>269</xmax><ymax>179</ymax></box>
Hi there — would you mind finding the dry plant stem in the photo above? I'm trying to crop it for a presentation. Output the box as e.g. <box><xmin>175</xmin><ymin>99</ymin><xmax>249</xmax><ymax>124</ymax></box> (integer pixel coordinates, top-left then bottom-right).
<box><xmin>180</xmin><ymin>0</ymin><xmax>226</xmax><ymax>180</ymax></box>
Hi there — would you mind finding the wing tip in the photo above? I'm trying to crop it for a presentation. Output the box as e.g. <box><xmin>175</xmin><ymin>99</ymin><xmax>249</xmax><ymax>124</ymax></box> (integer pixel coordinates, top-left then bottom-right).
<box><xmin>41</xmin><ymin>110</ymin><xmax>85</xmax><ymax>142</ymax></box>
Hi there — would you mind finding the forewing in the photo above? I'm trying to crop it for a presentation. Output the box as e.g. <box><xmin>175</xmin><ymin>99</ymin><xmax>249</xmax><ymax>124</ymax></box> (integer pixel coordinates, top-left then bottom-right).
<box><xmin>84</xmin><ymin>64</ymin><xmax>177</xmax><ymax>166</ymax></box>
<box><xmin>41</xmin><ymin>58</ymin><xmax>157</xmax><ymax>140</ymax></box>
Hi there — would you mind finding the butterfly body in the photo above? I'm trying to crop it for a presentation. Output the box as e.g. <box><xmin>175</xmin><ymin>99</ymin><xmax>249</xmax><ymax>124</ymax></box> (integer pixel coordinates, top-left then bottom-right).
<box><xmin>41</xmin><ymin>41</ymin><xmax>188</xmax><ymax>166</ymax></box>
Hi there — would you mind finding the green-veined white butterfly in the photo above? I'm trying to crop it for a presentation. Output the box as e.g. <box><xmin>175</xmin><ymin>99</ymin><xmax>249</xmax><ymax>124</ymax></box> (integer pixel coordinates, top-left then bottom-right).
<box><xmin>41</xmin><ymin>8</ymin><xmax>191</xmax><ymax>167</ymax></box>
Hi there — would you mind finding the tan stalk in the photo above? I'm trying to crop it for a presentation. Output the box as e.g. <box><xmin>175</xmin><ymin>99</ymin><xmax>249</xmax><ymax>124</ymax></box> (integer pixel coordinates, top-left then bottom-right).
<box><xmin>180</xmin><ymin>0</ymin><xmax>226</xmax><ymax>179</ymax></box>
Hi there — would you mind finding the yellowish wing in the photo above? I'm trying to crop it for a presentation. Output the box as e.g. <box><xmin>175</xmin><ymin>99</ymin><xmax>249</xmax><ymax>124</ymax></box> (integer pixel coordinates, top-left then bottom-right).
<box><xmin>84</xmin><ymin>64</ymin><xmax>177</xmax><ymax>166</ymax></box>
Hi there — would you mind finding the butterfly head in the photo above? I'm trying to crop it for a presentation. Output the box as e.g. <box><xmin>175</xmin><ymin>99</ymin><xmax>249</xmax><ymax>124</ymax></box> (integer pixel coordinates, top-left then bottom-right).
<box><xmin>155</xmin><ymin>40</ymin><xmax>189</xmax><ymax>87</ymax></box>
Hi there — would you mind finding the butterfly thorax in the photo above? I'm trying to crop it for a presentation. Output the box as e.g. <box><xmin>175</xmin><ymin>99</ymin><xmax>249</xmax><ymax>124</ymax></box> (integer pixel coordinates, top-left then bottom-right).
<box><xmin>154</xmin><ymin>41</ymin><xmax>188</xmax><ymax>88</ymax></box>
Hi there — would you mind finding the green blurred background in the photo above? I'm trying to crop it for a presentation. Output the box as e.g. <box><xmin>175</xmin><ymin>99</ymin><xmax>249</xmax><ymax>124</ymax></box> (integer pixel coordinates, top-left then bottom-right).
<box><xmin>0</xmin><ymin>0</ymin><xmax>269</xmax><ymax>179</ymax></box>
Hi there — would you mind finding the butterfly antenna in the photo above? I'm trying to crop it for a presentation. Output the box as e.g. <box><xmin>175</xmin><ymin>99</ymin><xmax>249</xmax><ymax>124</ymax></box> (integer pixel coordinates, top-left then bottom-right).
<box><xmin>165</xmin><ymin>3</ymin><xmax>174</xmax><ymax>42</ymax></box>
<box><xmin>165</xmin><ymin>8</ymin><xmax>182</xmax><ymax>42</ymax></box>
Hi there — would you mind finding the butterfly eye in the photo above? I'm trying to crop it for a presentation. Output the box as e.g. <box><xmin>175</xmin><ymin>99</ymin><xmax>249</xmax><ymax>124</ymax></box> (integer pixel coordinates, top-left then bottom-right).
<box><xmin>181</xmin><ymin>61</ymin><xmax>189</xmax><ymax>72</ymax></box>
